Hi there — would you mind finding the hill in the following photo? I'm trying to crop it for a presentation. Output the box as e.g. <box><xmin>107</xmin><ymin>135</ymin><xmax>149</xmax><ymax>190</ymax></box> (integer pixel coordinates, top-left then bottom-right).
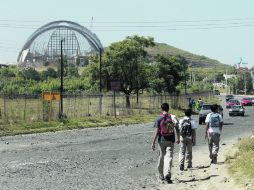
<box><xmin>146</xmin><ymin>43</ymin><xmax>227</xmax><ymax>68</ymax></box>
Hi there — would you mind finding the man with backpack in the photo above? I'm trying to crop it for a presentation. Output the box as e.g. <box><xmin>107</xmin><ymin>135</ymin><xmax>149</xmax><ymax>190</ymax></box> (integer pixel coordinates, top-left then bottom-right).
<box><xmin>205</xmin><ymin>104</ymin><xmax>223</xmax><ymax>164</ymax></box>
<box><xmin>151</xmin><ymin>103</ymin><xmax>180</xmax><ymax>184</ymax></box>
<box><xmin>179</xmin><ymin>109</ymin><xmax>197</xmax><ymax>171</ymax></box>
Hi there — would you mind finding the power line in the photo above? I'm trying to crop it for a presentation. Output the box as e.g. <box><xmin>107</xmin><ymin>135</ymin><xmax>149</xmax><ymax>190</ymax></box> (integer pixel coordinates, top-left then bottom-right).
<box><xmin>2</xmin><ymin>17</ymin><xmax>254</xmax><ymax>24</ymax></box>
<box><xmin>1</xmin><ymin>23</ymin><xmax>254</xmax><ymax>31</ymax></box>
<box><xmin>1</xmin><ymin>18</ymin><xmax>254</xmax><ymax>30</ymax></box>
<box><xmin>0</xmin><ymin>18</ymin><xmax>254</xmax><ymax>50</ymax></box>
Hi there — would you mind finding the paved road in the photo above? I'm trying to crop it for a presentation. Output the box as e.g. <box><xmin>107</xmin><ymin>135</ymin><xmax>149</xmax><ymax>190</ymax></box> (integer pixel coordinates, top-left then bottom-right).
<box><xmin>0</xmin><ymin>95</ymin><xmax>253</xmax><ymax>190</ymax></box>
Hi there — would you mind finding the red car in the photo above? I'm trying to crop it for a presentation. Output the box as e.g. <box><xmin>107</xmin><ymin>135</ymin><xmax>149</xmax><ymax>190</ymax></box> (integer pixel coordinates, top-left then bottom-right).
<box><xmin>226</xmin><ymin>99</ymin><xmax>240</xmax><ymax>108</ymax></box>
<box><xmin>241</xmin><ymin>97</ymin><xmax>252</xmax><ymax>106</ymax></box>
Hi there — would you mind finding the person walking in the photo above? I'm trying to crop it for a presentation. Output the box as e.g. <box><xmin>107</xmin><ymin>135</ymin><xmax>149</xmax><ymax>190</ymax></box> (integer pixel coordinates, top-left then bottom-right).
<box><xmin>205</xmin><ymin>104</ymin><xmax>223</xmax><ymax>164</ymax></box>
<box><xmin>198</xmin><ymin>98</ymin><xmax>203</xmax><ymax>110</ymax></box>
<box><xmin>151</xmin><ymin>103</ymin><xmax>180</xmax><ymax>184</ymax></box>
<box><xmin>179</xmin><ymin>109</ymin><xmax>197</xmax><ymax>171</ymax></box>
<box><xmin>192</xmin><ymin>99</ymin><xmax>196</xmax><ymax>111</ymax></box>
<box><xmin>188</xmin><ymin>97</ymin><xmax>193</xmax><ymax>110</ymax></box>
<box><xmin>194</xmin><ymin>100</ymin><xmax>199</xmax><ymax>112</ymax></box>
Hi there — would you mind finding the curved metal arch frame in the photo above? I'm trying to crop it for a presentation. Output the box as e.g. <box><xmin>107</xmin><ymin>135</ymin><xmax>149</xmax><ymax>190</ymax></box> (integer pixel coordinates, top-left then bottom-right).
<box><xmin>45</xmin><ymin>27</ymin><xmax>81</xmax><ymax>57</ymax></box>
<box><xmin>18</xmin><ymin>20</ymin><xmax>103</xmax><ymax>62</ymax></box>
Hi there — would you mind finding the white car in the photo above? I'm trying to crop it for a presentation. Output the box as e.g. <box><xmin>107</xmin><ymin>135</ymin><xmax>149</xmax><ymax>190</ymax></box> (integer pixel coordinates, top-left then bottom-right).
<box><xmin>229</xmin><ymin>105</ymin><xmax>245</xmax><ymax>116</ymax></box>
<box><xmin>251</xmin><ymin>97</ymin><xmax>254</xmax><ymax>105</ymax></box>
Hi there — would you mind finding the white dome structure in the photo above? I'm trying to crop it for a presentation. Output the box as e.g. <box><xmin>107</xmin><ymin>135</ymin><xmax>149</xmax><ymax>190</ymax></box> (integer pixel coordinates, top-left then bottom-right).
<box><xmin>18</xmin><ymin>20</ymin><xmax>103</xmax><ymax>67</ymax></box>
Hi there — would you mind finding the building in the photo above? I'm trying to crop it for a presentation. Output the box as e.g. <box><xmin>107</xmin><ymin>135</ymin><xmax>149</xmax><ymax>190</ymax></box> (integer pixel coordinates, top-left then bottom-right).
<box><xmin>18</xmin><ymin>20</ymin><xmax>103</xmax><ymax>68</ymax></box>
<box><xmin>251</xmin><ymin>68</ymin><xmax>254</xmax><ymax>90</ymax></box>
<box><xmin>223</xmin><ymin>74</ymin><xmax>237</xmax><ymax>80</ymax></box>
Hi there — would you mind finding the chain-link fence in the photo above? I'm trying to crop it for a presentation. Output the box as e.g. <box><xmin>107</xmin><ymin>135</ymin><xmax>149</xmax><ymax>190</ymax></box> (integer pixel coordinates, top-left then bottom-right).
<box><xmin>0</xmin><ymin>91</ymin><xmax>212</xmax><ymax>124</ymax></box>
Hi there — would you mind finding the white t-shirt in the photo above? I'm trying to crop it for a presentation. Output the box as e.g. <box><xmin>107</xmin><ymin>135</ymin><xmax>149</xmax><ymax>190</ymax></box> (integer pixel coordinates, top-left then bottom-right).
<box><xmin>179</xmin><ymin>116</ymin><xmax>197</xmax><ymax>139</ymax></box>
<box><xmin>205</xmin><ymin>112</ymin><xmax>223</xmax><ymax>134</ymax></box>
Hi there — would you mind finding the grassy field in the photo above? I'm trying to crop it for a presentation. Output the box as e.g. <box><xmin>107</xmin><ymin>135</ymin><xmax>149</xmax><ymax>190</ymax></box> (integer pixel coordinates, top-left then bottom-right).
<box><xmin>0</xmin><ymin>92</ymin><xmax>212</xmax><ymax>123</ymax></box>
<box><xmin>0</xmin><ymin>92</ymin><xmax>216</xmax><ymax>137</ymax></box>
<box><xmin>0</xmin><ymin>108</ymin><xmax>185</xmax><ymax>137</ymax></box>
<box><xmin>225</xmin><ymin>136</ymin><xmax>254</xmax><ymax>188</ymax></box>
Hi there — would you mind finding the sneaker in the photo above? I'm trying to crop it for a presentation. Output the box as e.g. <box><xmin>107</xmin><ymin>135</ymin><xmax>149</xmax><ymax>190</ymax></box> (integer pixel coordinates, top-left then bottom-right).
<box><xmin>187</xmin><ymin>165</ymin><xmax>192</xmax><ymax>169</ymax></box>
<box><xmin>165</xmin><ymin>175</ymin><xmax>173</xmax><ymax>184</ymax></box>
<box><xmin>159</xmin><ymin>175</ymin><xmax>164</xmax><ymax>181</ymax></box>
<box><xmin>180</xmin><ymin>165</ymin><xmax>184</xmax><ymax>171</ymax></box>
<box><xmin>211</xmin><ymin>157</ymin><xmax>217</xmax><ymax>164</ymax></box>
<box><xmin>213</xmin><ymin>157</ymin><xmax>217</xmax><ymax>164</ymax></box>
<box><xmin>165</xmin><ymin>178</ymin><xmax>173</xmax><ymax>184</ymax></box>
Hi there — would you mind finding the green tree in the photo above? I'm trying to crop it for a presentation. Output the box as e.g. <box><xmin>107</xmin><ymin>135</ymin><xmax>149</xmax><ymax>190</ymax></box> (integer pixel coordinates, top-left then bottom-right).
<box><xmin>81</xmin><ymin>56</ymin><xmax>100</xmax><ymax>91</ymax></box>
<box><xmin>215</xmin><ymin>73</ymin><xmax>224</xmax><ymax>82</ymax></box>
<box><xmin>152</xmin><ymin>55</ymin><xmax>188</xmax><ymax>94</ymax></box>
<box><xmin>227</xmin><ymin>77</ymin><xmax>238</xmax><ymax>94</ymax></box>
<box><xmin>246</xmin><ymin>72</ymin><xmax>253</xmax><ymax>93</ymax></box>
<box><xmin>186</xmin><ymin>81</ymin><xmax>213</xmax><ymax>93</ymax></box>
<box><xmin>19</xmin><ymin>67</ymin><xmax>40</xmax><ymax>81</ymax></box>
<box><xmin>66</xmin><ymin>64</ymin><xmax>79</xmax><ymax>77</ymax></box>
<box><xmin>0</xmin><ymin>67</ymin><xmax>16</xmax><ymax>78</ymax></box>
<box><xmin>43</xmin><ymin>61</ymin><xmax>49</xmax><ymax>66</ymax></box>
<box><xmin>41</xmin><ymin>68</ymin><xmax>58</xmax><ymax>80</ymax></box>
<box><xmin>235</xmin><ymin>71</ymin><xmax>253</xmax><ymax>94</ymax></box>
<box><xmin>101</xmin><ymin>35</ymin><xmax>155</xmax><ymax>107</ymax></box>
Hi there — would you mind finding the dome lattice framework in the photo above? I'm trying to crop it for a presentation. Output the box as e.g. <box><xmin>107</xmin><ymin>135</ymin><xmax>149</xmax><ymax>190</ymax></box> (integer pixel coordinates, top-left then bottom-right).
<box><xmin>18</xmin><ymin>20</ymin><xmax>103</xmax><ymax>67</ymax></box>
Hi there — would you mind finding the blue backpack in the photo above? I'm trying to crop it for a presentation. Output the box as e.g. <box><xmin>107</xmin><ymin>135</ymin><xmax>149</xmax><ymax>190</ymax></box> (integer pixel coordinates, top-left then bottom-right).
<box><xmin>209</xmin><ymin>113</ymin><xmax>220</xmax><ymax>128</ymax></box>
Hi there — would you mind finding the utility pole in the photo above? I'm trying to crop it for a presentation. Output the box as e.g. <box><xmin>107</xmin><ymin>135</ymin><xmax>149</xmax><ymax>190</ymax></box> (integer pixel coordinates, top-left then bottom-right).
<box><xmin>99</xmin><ymin>48</ymin><xmax>102</xmax><ymax>115</ymax></box>
<box><xmin>244</xmin><ymin>73</ymin><xmax>247</xmax><ymax>95</ymax></box>
<box><xmin>99</xmin><ymin>48</ymin><xmax>102</xmax><ymax>92</ymax></box>
<box><xmin>59</xmin><ymin>39</ymin><xmax>65</xmax><ymax>119</ymax></box>
<box><xmin>238</xmin><ymin>58</ymin><xmax>248</xmax><ymax>95</ymax></box>
<box><xmin>213</xmin><ymin>67</ymin><xmax>216</xmax><ymax>83</ymax></box>
<box><xmin>225</xmin><ymin>67</ymin><xmax>228</xmax><ymax>94</ymax></box>
<box><xmin>184</xmin><ymin>70</ymin><xmax>187</xmax><ymax>95</ymax></box>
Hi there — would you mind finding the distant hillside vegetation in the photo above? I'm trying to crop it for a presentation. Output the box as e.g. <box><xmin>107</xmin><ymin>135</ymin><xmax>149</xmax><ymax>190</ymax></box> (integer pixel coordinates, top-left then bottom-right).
<box><xmin>146</xmin><ymin>43</ymin><xmax>226</xmax><ymax>68</ymax></box>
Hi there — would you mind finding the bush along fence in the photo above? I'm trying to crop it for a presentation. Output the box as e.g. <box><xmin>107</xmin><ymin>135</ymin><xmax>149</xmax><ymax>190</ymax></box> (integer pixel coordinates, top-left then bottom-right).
<box><xmin>0</xmin><ymin>91</ymin><xmax>213</xmax><ymax>124</ymax></box>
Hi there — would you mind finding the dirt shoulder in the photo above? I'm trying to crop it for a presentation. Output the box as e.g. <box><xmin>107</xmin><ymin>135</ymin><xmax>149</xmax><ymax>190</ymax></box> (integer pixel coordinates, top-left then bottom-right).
<box><xmin>157</xmin><ymin>138</ymin><xmax>246</xmax><ymax>190</ymax></box>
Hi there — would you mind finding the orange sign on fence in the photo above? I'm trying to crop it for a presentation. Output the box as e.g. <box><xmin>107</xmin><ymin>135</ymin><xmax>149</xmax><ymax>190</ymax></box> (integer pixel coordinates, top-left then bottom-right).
<box><xmin>42</xmin><ymin>92</ymin><xmax>60</xmax><ymax>101</ymax></box>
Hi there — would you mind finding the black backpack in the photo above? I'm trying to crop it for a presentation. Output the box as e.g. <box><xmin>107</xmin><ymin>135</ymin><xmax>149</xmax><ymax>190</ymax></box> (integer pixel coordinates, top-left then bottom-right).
<box><xmin>180</xmin><ymin>119</ymin><xmax>192</xmax><ymax>137</ymax></box>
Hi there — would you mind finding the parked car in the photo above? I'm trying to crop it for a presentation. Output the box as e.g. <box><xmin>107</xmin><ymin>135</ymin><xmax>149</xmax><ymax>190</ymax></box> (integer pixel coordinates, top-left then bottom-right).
<box><xmin>240</xmin><ymin>97</ymin><xmax>252</xmax><ymax>106</ymax></box>
<box><xmin>225</xmin><ymin>94</ymin><xmax>234</xmax><ymax>102</ymax></box>
<box><xmin>199</xmin><ymin>104</ymin><xmax>223</xmax><ymax>124</ymax></box>
<box><xmin>229</xmin><ymin>105</ymin><xmax>245</xmax><ymax>116</ymax></box>
<box><xmin>250</xmin><ymin>97</ymin><xmax>254</xmax><ymax>105</ymax></box>
<box><xmin>226</xmin><ymin>99</ymin><xmax>240</xmax><ymax>108</ymax></box>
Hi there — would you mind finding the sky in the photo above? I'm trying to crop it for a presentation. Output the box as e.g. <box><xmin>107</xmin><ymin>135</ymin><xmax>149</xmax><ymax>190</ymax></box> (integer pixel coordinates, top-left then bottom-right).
<box><xmin>1</xmin><ymin>0</ymin><xmax>254</xmax><ymax>68</ymax></box>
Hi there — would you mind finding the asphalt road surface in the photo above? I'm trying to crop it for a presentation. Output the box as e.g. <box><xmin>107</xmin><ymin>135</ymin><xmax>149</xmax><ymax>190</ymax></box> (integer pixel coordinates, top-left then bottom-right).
<box><xmin>0</xmin><ymin>95</ymin><xmax>253</xmax><ymax>190</ymax></box>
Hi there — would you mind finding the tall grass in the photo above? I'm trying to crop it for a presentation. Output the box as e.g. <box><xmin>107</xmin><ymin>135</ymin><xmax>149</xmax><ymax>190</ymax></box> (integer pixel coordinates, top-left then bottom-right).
<box><xmin>0</xmin><ymin>108</ymin><xmax>184</xmax><ymax>137</ymax></box>
<box><xmin>0</xmin><ymin>92</ymin><xmax>213</xmax><ymax>124</ymax></box>
<box><xmin>0</xmin><ymin>92</ymin><xmax>216</xmax><ymax>137</ymax></box>
<box><xmin>226</xmin><ymin>137</ymin><xmax>254</xmax><ymax>187</ymax></box>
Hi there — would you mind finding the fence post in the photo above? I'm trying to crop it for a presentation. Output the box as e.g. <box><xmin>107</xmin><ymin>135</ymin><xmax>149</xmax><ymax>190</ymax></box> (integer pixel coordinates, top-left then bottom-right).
<box><xmin>176</xmin><ymin>94</ymin><xmax>179</xmax><ymax>109</ymax></box>
<box><xmin>148</xmin><ymin>95</ymin><xmax>151</xmax><ymax>112</ymax></box>
<box><xmin>23</xmin><ymin>94</ymin><xmax>27</xmax><ymax>121</ymax></box>
<box><xmin>3</xmin><ymin>94</ymin><xmax>6</xmax><ymax>121</ymax></box>
<box><xmin>74</xmin><ymin>94</ymin><xmax>77</xmax><ymax>118</ymax></box>
<box><xmin>113</xmin><ymin>91</ymin><xmax>116</xmax><ymax>118</ymax></box>
<box><xmin>0</xmin><ymin>95</ymin><xmax>2</xmax><ymax>119</ymax></box>
<box><xmin>99</xmin><ymin>94</ymin><xmax>102</xmax><ymax>116</ymax></box>
<box><xmin>87</xmin><ymin>95</ymin><xmax>90</xmax><ymax>116</ymax></box>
